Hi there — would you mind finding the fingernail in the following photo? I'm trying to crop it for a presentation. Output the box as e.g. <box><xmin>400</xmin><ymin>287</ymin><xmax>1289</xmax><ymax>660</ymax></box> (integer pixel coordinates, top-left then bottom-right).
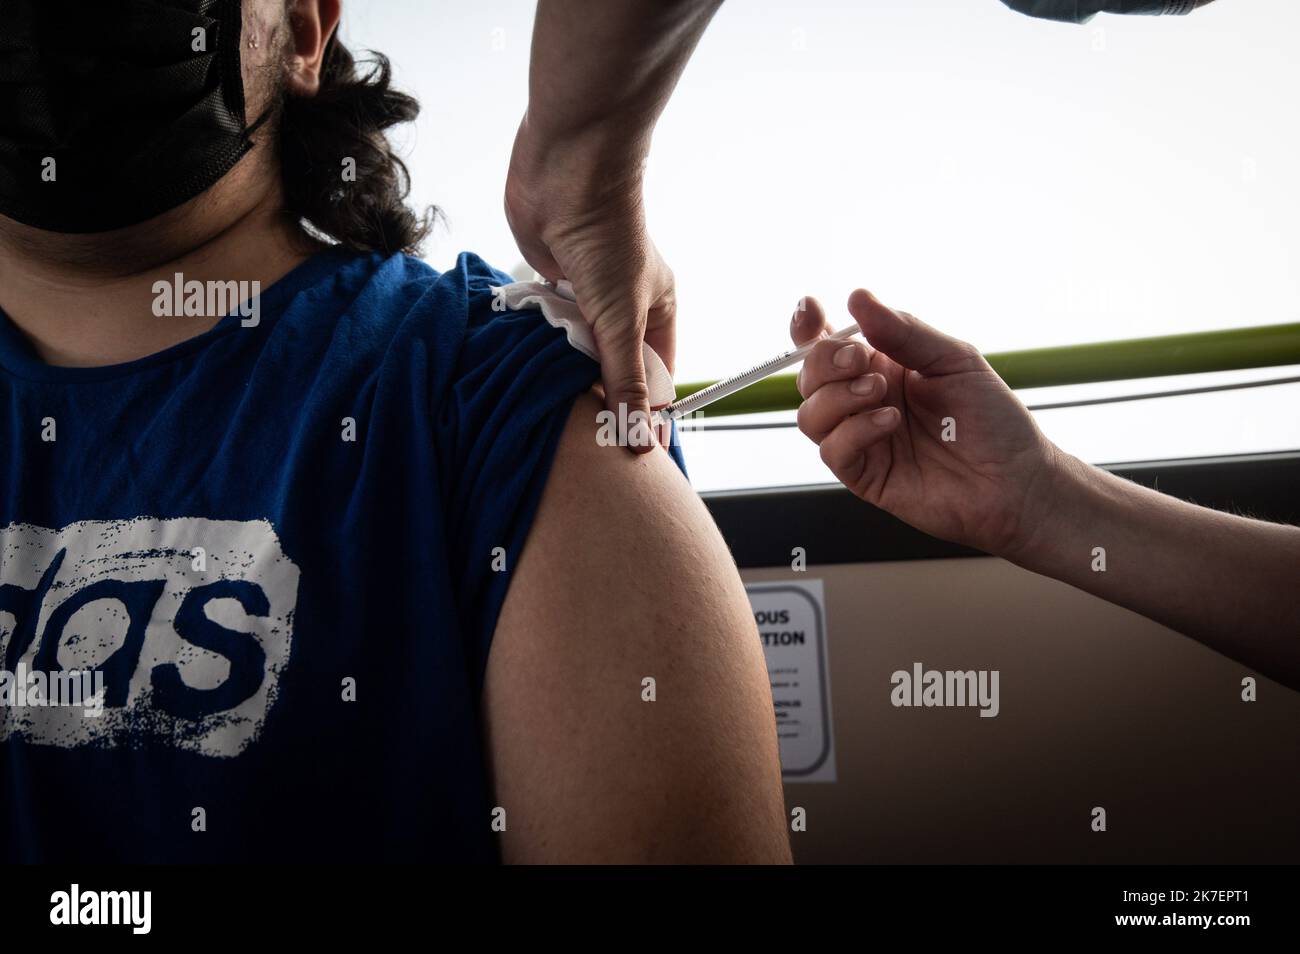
<box><xmin>849</xmin><ymin>373</ymin><xmax>878</xmax><ymax>396</ymax></box>
<box><xmin>870</xmin><ymin>406</ymin><xmax>898</xmax><ymax>426</ymax></box>
<box><xmin>833</xmin><ymin>344</ymin><xmax>856</xmax><ymax>368</ymax></box>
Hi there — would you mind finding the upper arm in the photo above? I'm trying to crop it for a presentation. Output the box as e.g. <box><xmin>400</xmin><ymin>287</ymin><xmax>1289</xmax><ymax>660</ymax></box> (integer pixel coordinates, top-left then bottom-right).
<box><xmin>483</xmin><ymin>392</ymin><xmax>791</xmax><ymax>863</ymax></box>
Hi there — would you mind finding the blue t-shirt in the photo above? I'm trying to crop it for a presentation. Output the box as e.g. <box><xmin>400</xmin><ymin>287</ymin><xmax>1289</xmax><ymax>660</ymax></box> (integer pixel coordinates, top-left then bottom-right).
<box><xmin>0</xmin><ymin>249</ymin><xmax>672</xmax><ymax>862</ymax></box>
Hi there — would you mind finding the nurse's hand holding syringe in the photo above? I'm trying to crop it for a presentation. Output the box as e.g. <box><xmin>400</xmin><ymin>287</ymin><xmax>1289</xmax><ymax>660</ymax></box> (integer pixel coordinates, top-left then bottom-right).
<box><xmin>790</xmin><ymin>288</ymin><xmax>1300</xmax><ymax>692</ymax></box>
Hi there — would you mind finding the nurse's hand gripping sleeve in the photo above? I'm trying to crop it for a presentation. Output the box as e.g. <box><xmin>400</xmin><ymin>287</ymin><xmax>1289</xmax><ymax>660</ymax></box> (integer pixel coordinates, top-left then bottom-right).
<box><xmin>492</xmin><ymin>279</ymin><xmax>676</xmax><ymax>409</ymax></box>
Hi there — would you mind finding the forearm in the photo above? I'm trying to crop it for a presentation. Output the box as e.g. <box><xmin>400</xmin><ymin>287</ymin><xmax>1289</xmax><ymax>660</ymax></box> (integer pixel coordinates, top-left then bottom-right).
<box><xmin>1011</xmin><ymin>453</ymin><xmax>1300</xmax><ymax>690</ymax></box>
<box><xmin>518</xmin><ymin>0</ymin><xmax>721</xmax><ymax>172</ymax></box>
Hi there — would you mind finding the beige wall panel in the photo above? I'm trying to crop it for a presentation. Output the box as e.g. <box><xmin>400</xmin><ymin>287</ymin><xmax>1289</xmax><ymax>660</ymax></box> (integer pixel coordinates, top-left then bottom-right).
<box><xmin>742</xmin><ymin>558</ymin><xmax>1300</xmax><ymax>863</ymax></box>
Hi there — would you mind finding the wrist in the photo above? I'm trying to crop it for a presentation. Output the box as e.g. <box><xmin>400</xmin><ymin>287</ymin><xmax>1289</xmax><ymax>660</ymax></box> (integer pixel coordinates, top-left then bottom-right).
<box><xmin>1000</xmin><ymin>445</ymin><xmax>1099</xmax><ymax>570</ymax></box>
<box><xmin>506</xmin><ymin>115</ymin><xmax>651</xmax><ymax>256</ymax></box>
<box><xmin>510</xmin><ymin>113</ymin><xmax>649</xmax><ymax>198</ymax></box>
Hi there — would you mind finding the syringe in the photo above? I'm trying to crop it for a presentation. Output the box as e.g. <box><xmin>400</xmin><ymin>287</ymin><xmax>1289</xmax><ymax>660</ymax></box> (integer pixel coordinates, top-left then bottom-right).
<box><xmin>654</xmin><ymin>324</ymin><xmax>861</xmax><ymax>422</ymax></box>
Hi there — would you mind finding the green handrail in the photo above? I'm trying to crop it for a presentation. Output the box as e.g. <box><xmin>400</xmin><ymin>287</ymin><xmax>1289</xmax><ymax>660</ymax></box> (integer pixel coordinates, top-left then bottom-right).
<box><xmin>672</xmin><ymin>322</ymin><xmax>1300</xmax><ymax>417</ymax></box>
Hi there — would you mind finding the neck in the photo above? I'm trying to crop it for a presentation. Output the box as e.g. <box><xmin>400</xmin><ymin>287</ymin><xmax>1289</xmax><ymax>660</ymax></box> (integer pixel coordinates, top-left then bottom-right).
<box><xmin>0</xmin><ymin>194</ymin><xmax>324</xmax><ymax>368</ymax></box>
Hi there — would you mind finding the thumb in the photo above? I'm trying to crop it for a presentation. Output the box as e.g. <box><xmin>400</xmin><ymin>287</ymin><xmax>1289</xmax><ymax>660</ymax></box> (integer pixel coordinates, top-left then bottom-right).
<box><xmin>592</xmin><ymin>318</ymin><xmax>655</xmax><ymax>454</ymax></box>
<box><xmin>847</xmin><ymin>288</ymin><xmax>982</xmax><ymax>376</ymax></box>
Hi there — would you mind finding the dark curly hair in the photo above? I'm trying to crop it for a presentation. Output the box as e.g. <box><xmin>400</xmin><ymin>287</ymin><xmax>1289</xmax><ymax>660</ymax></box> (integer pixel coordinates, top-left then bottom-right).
<box><xmin>277</xmin><ymin>31</ymin><xmax>435</xmax><ymax>256</ymax></box>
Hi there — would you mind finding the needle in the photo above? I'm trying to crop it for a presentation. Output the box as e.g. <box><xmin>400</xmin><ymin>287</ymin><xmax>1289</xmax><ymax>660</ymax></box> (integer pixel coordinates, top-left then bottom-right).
<box><xmin>655</xmin><ymin>325</ymin><xmax>861</xmax><ymax>422</ymax></box>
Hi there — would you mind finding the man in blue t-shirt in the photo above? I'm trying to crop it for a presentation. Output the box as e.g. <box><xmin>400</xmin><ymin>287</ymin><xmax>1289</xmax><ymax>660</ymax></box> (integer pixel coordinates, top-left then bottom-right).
<box><xmin>0</xmin><ymin>0</ymin><xmax>791</xmax><ymax>863</ymax></box>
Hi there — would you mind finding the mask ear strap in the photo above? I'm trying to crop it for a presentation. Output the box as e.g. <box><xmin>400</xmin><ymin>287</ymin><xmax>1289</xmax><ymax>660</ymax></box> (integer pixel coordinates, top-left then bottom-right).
<box><xmin>245</xmin><ymin>107</ymin><xmax>274</xmax><ymax>138</ymax></box>
<box><xmin>322</xmin><ymin>27</ymin><xmax>341</xmax><ymax>68</ymax></box>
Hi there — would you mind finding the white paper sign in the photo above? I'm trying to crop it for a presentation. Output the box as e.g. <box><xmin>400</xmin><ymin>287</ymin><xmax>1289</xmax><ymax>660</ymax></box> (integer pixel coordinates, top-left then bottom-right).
<box><xmin>746</xmin><ymin>579</ymin><xmax>836</xmax><ymax>783</ymax></box>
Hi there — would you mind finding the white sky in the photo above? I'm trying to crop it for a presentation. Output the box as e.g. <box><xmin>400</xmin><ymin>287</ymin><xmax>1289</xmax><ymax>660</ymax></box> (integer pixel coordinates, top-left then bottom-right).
<box><xmin>342</xmin><ymin>0</ymin><xmax>1300</xmax><ymax>491</ymax></box>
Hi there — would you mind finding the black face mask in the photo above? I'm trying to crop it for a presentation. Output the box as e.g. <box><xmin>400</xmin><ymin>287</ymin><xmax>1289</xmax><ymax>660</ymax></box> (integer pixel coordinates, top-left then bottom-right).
<box><xmin>0</xmin><ymin>0</ymin><xmax>268</xmax><ymax>234</ymax></box>
<box><xmin>1000</xmin><ymin>0</ymin><xmax>1198</xmax><ymax>23</ymax></box>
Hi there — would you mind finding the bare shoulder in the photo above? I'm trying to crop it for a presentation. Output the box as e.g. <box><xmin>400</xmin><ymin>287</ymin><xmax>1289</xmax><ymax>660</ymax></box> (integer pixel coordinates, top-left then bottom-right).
<box><xmin>483</xmin><ymin>390</ymin><xmax>791</xmax><ymax>863</ymax></box>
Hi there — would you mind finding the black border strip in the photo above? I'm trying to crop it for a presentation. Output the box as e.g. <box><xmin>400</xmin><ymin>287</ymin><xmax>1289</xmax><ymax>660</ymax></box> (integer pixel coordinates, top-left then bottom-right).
<box><xmin>704</xmin><ymin>450</ymin><xmax>1300</xmax><ymax>568</ymax></box>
